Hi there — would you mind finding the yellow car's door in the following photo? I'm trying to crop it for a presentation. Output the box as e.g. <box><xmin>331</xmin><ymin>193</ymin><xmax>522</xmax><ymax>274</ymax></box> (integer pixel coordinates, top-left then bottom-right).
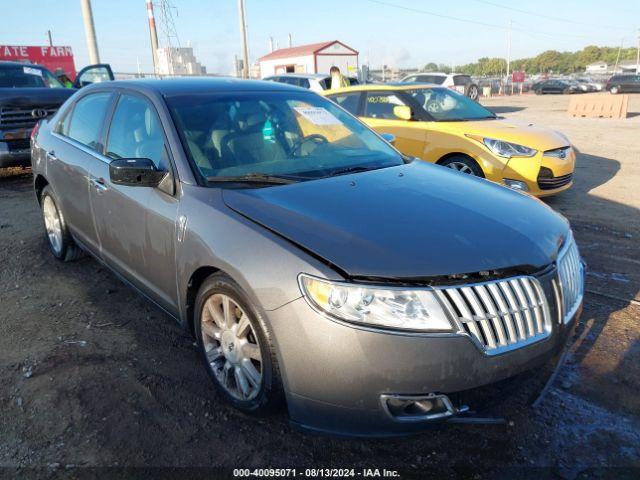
<box><xmin>359</xmin><ymin>91</ymin><xmax>427</xmax><ymax>158</ymax></box>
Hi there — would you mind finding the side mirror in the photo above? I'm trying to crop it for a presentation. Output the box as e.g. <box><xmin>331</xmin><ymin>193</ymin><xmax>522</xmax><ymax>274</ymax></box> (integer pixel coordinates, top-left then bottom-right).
<box><xmin>109</xmin><ymin>158</ymin><xmax>166</xmax><ymax>187</ymax></box>
<box><xmin>393</xmin><ymin>105</ymin><xmax>413</xmax><ymax>121</ymax></box>
<box><xmin>380</xmin><ymin>133</ymin><xmax>396</xmax><ymax>145</ymax></box>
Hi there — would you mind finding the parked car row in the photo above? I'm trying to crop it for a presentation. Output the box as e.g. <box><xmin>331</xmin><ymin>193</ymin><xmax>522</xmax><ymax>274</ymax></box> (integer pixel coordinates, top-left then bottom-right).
<box><xmin>29</xmin><ymin>76</ymin><xmax>584</xmax><ymax>436</ymax></box>
<box><xmin>605</xmin><ymin>74</ymin><xmax>640</xmax><ymax>94</ymax></box>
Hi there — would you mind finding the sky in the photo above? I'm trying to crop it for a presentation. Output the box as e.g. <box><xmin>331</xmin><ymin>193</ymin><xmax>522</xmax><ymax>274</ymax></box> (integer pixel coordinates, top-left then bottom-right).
<box><xmin>1</xmin><ymin>0</ymin><xmax>639</xmax><ymax>74</ymax></box>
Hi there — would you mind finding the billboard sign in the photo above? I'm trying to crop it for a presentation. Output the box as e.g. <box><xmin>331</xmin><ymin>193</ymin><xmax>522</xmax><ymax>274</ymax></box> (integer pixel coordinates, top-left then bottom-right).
<box><xmin>0</xmin><ymin>45</ymin><xmax>77</xmax><ymax>79</ymax></box>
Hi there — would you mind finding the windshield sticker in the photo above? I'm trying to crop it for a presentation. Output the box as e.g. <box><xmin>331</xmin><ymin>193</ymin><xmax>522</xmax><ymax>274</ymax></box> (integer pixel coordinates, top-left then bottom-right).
<box><xmin>293</xmin><ymin>107</ymin><xmax>341</xmax><ymax>126</ymax></box>
<box><xmin>23</xmin><ymin>67</ymin><xmax>43</xmax><ymax>77</ymax></box>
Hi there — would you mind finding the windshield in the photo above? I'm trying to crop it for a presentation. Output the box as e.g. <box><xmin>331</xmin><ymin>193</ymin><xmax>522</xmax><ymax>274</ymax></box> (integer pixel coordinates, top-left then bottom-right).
<box><xmin>407</xmin><ymin>87</ymin><xmax>496</xmax><ymax>121</ymax></box>
<box><xmin>0</xmin><ymin>66</ymin><xmax>64</xmax><ymax>88</ymax></box>
<box><xmin>167</xmin><ymin>91</ymin><xmax>403</xmax><ymax>183</ymax></box>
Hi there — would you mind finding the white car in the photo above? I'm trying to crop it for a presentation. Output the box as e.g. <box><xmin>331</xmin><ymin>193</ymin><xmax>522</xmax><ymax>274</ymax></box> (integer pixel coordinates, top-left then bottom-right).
<box><xmin>400</xmin><ymin>72</ymin><xmax>480</xmax><ymax>101</ymax></box>
<box><xmin>263</xmin><ymin>73</ymin><xmax>358</xmax><ymax>93</ymax></box>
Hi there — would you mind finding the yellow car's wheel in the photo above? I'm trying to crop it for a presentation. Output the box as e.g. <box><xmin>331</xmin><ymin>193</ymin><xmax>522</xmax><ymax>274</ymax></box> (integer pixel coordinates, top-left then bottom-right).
<box><xmin>439</xmin><ymin>156</ymin><xmax>484</xmax><ymax>177</ymax></box>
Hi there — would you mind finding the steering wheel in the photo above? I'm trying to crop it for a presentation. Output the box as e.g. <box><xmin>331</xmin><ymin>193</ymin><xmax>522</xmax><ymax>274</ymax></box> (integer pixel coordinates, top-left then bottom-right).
<box><xmin>426</xmin><ymin>99</ymin><xmax>444</xmax><ymax>114</ymax></box>
<box><xmin>290</xmin><ymin>134</ymin><xmax>329</xmax><ymax>155</ymax></box>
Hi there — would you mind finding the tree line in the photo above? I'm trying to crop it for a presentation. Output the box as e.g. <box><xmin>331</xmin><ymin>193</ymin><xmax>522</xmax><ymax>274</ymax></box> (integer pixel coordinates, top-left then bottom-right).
<box><xmin>424</xmin><ymin>45</ymin><xmax>638</xmax><ymax>76</ymax></box>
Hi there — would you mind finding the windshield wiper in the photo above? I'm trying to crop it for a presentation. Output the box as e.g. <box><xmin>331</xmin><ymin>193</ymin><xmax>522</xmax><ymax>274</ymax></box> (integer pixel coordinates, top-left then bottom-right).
<box><xmin>207</xmin><ymin>173</ymin><xmax>304</xmax><ymax>185</ymax></box>
<box><xmin>327</xmin><ymin>165</ymin><xmax>383</xmax><ymax>177</ymax></box>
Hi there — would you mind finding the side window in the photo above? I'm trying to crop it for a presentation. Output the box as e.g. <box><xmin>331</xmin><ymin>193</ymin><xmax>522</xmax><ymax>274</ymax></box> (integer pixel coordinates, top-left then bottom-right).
<box><xmin>106</xmin><ymin>94</ymin><xmax>168</xmax><ymax>169</ymax></box>
<box><xmin>66</xmin><ymin>92</ymin><xmax>112</xmax><ymax>151</ymax></box>
<box><xmin>299</xmin><ymin>78</ymin><xmax>311</xmax><ymax>89</ymax></box>
<box><xmin>454</xmin><ymin>75</ymin><xmax>471</xmax><ymax>86</ymax></box>
<box><xmin>364</xmin><ymin>92</ymin><xmax>407</xmax><ymax>120</ymax></box>
<box><xmin>330</xmin><ymin>92</ymin><xmax>362</xmax><ymax>115</ymax></box>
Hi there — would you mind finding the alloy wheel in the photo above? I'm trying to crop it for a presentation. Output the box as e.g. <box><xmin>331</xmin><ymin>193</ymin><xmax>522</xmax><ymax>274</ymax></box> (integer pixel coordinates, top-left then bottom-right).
<box><xmin>42</xmin><ymin>195</ymin><xmax>63</xmax><ymax>255</ymax></box>
<box><xmin>201</xmin><ymin>293</ymin><xmax>263</xmax><ymax>401</ymax></box>
<box><xmin>446</xmin><ymin>162</ymin><xmax>474</xmax><ymax>174</ymax></box>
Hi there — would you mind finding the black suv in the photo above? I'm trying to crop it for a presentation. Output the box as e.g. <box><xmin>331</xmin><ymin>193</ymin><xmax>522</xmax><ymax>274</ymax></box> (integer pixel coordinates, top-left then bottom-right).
<box><xmin>606</xmin><ymin>74</ymin><xmax>640</xmax><ymax>94</ymax></box>
<box><xmin>0</xmin><ymin>61</ymin><xmax>113</xmax><ymax>168</ymax></box>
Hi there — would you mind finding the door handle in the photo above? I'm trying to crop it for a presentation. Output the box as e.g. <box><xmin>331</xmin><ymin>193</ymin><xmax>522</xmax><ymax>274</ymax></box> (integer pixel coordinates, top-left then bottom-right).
<box><xmin>90</xmin><ymin>177</ymin><xmax>108</xmax><ymax>192</ymax></box>
<box><xmin>47</xmin><ymin>150</ymin><xmax>58</xmax><ymax>162</ymax></box>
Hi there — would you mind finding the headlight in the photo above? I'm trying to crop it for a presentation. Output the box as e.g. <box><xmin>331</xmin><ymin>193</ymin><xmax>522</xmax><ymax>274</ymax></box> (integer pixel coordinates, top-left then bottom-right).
<box><xmin>298</xmin><ymin>274</ymin><xmax>453</xmax><ymax>332</ymax></box>
<box><xmin>483</xmin><ymin>138</ymin><xmax>537</xmax><ymax>158</ymax></box>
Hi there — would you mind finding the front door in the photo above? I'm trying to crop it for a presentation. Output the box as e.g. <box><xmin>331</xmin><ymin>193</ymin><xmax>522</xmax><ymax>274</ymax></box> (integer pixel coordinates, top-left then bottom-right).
<box><xmin>47</xmin><ymin>91</ymin><xmax>114</xmax><ymax>254</ymax></box>
<box><xmin>360</xmin><ymin>91</ymin><xmax>427</xmax><ymax>158</ymax></box>
<box><xmin>88</xmin><ymin>92</ymin><xmax>179</xmax><ymax>313</ymax></box>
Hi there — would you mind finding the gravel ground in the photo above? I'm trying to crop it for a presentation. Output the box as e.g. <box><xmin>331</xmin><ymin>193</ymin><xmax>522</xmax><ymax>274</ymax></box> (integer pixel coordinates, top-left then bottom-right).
<box><xmin>1</xmin><ymin>93</ymin><xmax>639</xmax><ymax>479</ymax></box>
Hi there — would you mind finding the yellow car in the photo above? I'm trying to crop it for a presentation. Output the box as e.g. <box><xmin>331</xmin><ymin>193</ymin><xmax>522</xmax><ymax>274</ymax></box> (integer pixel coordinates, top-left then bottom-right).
<box><xmin>324</xmin><ymin>84</ymin><xmax>575</xmax><ymax>196</ymax></box>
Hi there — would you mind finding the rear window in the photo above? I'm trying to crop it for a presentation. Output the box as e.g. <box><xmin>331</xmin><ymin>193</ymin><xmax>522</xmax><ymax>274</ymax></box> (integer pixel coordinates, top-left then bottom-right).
<box><xmin>453</xmin><ymin>75</ymin><xmax>471</xmax><ymax>86</ymax></box>
<box><xmin>416</xmin><ymin>75</ymin><xmax>446</xmax><ymax>85</ymax></box>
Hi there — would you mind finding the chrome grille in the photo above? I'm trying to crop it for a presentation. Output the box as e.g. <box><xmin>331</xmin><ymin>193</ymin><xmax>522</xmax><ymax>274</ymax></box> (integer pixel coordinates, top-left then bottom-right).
<box><xmin>0</xmin><ymin>106</ymin><xmax>57</xmax><ymax>128</ymax></box>
<box><xmin>557</xmin><ymin>234</ymin><xmax>584</xmax><ymax>323</ymax></box>
<box><xmin>435</xmin><ymin>276</ymin><xmax>552</xmax><ymax>355</ymax></box>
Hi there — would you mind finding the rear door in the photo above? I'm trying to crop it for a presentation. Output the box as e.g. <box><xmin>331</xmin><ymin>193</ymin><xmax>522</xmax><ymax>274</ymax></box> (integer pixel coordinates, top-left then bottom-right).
<box><xmin>88</xmin><ymin>91</ymin><xmax>179</xmax><ymax>312</ymax></box>
<box><xmin>361</xmin><ymin>91</ymin><xmax>427</xmax><ymax>158</ymax></box>
<box><xmin>47</xmin><ymin>91</ymin><xmax>115</xmax><ymax>254</ymax></box>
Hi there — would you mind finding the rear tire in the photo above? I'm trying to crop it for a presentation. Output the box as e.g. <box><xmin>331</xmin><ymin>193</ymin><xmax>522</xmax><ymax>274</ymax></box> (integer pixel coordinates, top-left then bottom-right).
<box><xmin>194</xmin><ymin>273</ymin><xmax>284</xmax><ymax>414</ymax></box>
<box><xmin>467</xmin><ymin>84</ymin><xmax>479</xmax><ymax>101</ymax></box>
<box><xmin>40</xmin><ymin>186</ymin><xmax>83</xmax><ymax>262</ymax></box>
<box><xmin>439</xmin><ymin>156</ymin><xmax>484</xmax><ymax>177</ymax></box>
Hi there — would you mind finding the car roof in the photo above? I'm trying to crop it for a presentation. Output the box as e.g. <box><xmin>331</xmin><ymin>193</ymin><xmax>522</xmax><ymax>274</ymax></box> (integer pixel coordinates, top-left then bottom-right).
<box><xmin>0</xmin><ymin>61</ymin><xmax>44</xmax><ymax>69</ymax></box>
<box><xmin>324</xmin><ymin>83</ymin><xmax>442</xmax><ymax>94</ymax></box>
<box><xmin>266</xmin><ymin>73</ymin><xmax>329</xmax><ymax>79</ymax></box>
<box><xmin>83</xmin><ymin>76</ymin><xmax>307</xmax><ymax>96</ymax></box>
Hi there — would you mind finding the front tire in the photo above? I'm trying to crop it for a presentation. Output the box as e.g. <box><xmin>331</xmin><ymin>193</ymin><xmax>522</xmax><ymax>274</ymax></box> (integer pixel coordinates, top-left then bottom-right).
<box><xmin>194</xmin><ymin>273</ymin><xmax>284</xmax><ymax>414</ymax></box>
<box><xmin>610</xmin><ymin>85</ymin><xmax>620</xmax><ymax>94</ymax></box>
<box><xmin>439</xmin><ymin>156</ymin><xmax>484</xmax><ymax>177</ymax></box>
<box><xmin>40</xmin><ymin>186</ymin><xmax>83</xmax><ymax>262</ymax></box>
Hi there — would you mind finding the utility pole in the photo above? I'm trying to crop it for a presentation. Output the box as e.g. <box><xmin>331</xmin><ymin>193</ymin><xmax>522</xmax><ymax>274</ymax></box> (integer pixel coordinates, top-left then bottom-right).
<box><xmin>237</xmin><ymin>0</ymin><xmax>249</xmax><ymax>78</ymax></box>
<box><xmin>46</xmin><ymin>30</ymin><xmax>53</xmax><ymax>47</ymax></box>
<box><xmin>506</xmin><ymin>19</ymin><xmax>512</xmax><ymax>94</ymax></box>
<box><xmin>614</xmin><ymin>37</ymin><xmax>623</xmax><ymax>74</ymax></box>
<box><xmin>288</xmin><ymin>33</ymin><xmax>292</xmax><ymax>48</ymax></box>
<box><xmin>146</xmin><ymin>0</ymin><xmax>160</xmax><ymax>75</ymax></box>
<box><xmin>636</xmin><ymin>29</ymin><xmax>639</xmax><ymax>74</ymax></box>
<box><xmin>80</xmin><ymin>0</ymin><xmax>100</xmax><ymax>64</ymax></box>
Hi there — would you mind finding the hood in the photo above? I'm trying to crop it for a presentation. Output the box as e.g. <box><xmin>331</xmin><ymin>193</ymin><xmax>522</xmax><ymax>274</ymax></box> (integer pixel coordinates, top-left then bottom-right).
<box><xmin>222</xmin><ymin>162</ymin><xmax>569</xmax><ymax>281</ymax></box>
<box><xmin>440</xmin><ymin>118</ymin><xmax>569</xmax><ymax>152</ymax></box>
<box><xmin>0</xmin><ymin>88</ymin><xmax>75</xmax><ymax>108</ymax></box>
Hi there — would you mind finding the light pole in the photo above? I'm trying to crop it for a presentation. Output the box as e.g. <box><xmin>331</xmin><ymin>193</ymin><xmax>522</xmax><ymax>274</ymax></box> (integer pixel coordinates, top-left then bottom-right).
<box><xmin>80</xmin><ymin>0</ymin><xmax>100</xmax><ymax>64</ymax></box>
<box><xmin>237</xmin><ymin>0</ymin><xmax>250</xmax><ymax>79</ymax></box>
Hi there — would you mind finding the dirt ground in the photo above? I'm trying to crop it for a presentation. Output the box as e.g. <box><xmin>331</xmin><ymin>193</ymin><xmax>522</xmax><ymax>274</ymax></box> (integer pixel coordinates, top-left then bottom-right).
<box><xmin>1</xmin><ymin>93</ymin><xmax>639</xmax><ymax>479</ymax></box>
